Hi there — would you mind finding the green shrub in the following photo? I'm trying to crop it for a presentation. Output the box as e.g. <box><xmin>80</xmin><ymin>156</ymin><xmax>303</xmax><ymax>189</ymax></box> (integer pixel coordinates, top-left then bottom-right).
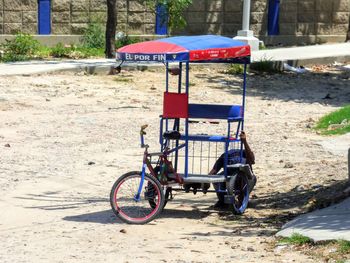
<box><xmin>0</xmin><ymin>34</ymin><xmax>40</xmax><ymax>62</ymax></box>
<box><xmin>50</xmin><ymin>43</ymin><xmax>71</xmax><ymax>58</ymax></box>
<box><xmin>81</xmin><ymin>23</ymin><xmax>105</xmax><ymax>49</ymax></box>
<box><xmin>226</xmin><ymin>64</ymin><xmax>245</xmax><ymax>75</ymax></box>
<box><xmin>49</xmin><ymin>43</ymin><xmax>104</xmax><ymax>59</ymax></box>
<box><xmin>250</xmin><ymin>58</ymin><xmax>280</xmax><ymax>73</ymax></box>
<box><xmin>115</xmin><ymin>34</ymin><xmax>140</xmax><ymax>49</ymax></box>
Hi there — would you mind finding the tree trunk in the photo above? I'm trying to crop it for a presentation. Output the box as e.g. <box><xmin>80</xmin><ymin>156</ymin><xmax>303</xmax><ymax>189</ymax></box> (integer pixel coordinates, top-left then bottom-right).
<box><xmin>105</xmin><ymin>0</ymin><xmax>117</xmax><ymax>58</ymax></box>
<box><xmin>347</xmin><ymin>17</ymin><xmax>350</xmax><ymax>42</ymax></box>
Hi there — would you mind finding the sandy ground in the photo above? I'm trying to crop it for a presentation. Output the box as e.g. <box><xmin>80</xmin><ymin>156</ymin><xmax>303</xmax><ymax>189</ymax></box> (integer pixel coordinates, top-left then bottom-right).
<box><xmin>0</xmin><ymin>65</ymin><xmax>349</xmax><ymax>263</ymax></box>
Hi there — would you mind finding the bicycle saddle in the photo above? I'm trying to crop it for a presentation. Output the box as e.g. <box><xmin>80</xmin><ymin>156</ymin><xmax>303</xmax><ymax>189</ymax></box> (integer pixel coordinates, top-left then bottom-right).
<box><xmin>163</xmin><ymin>130</ymin><xmax>181</xmax><ymax>140</ymax></box>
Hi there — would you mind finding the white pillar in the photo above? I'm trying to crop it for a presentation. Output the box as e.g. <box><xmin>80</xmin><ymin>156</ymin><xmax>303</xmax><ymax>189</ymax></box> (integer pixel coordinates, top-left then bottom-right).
<box><xmin>242</xmin><ymin>0</ymin><xmax>251</xmax><ymax>32</ymax></box>
<box><xmin>233</xmin><ymin>0</ymin><xmax>260</xmax><ymax>51</ymax></box>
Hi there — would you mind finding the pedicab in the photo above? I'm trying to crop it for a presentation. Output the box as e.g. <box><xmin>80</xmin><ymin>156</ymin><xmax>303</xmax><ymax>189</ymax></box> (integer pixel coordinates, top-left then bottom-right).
<box><xmin>110</xmin><ymin>35</ymin><xmax>255</xmax><ymax>224</ymax></box>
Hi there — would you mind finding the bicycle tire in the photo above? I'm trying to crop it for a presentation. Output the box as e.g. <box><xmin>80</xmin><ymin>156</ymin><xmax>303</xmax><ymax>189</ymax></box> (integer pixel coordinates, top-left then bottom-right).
<box><xmin>227</xmin><ymin>172</ymin><xmax>249</xmax><ymax>215</ymax></box>
<box><xmin>110</xmin><ymin>171</ymin><xmax>165</xmax><ymax>224</ymax></box>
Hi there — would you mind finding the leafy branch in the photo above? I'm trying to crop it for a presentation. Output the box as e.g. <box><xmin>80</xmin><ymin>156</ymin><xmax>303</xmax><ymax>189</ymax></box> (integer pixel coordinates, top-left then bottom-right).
<box><xmin>144</xmin><ymin>0</ymin><xmax>192</xmax><ymax>32</ymax></box>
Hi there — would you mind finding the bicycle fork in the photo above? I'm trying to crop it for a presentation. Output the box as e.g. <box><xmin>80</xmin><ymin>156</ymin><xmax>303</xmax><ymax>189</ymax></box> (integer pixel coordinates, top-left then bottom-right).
<box><xmin>134</xmin><ymin>163</ymin><xmax>146</xmax><ymax>202</ymax></box>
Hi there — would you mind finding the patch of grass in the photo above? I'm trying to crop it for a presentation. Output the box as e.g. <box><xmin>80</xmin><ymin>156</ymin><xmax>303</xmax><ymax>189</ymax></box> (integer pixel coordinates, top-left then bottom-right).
<box><xmin>314</xmin><ymin>105</ymin><xmax>350</xmax><ymax>135</ymax></box>
<box><xmin>74</xmin><ymin>47</ymin><xmax>104</xmax><ymax>58</ymax></box>
<box><xmin>338</xmin><ymin>239</ymin><xmax>350</xmax><ymax>254</ymax></box>
<box><xmin>279</xmin><ymin>233</ymin><xmax>312</xmax><ymax>245</ymax></box>
<box><xmin>225</xmin><ymin>64</ymin><xmax>244</xmax><ymax>75</ymax></box>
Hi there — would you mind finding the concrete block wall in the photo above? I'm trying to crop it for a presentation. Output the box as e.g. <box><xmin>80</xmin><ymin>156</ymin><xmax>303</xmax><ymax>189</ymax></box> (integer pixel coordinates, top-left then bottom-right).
<box><xmin>0</xmin><ymin>0</ymin><xmax>38</xmax><ymax>34</ymax></box>
<box><xmin>115</xmin><ymin>0</ymin><xmax>155</xmax><ymax>35</ymax></box>
<box><xmin>51</xmin><ymin>0</ymin><xmax>155</xmax><ymax>35</ymax></box>
<box><xmin>176</xmin><ymin>0</ymin><xmax>268</xmax><ymax>37</ymax></box>
<box><xmin>51</xmin><ymin>0</ymin><xmax>105</xmax><ymax>34</ymax></box>
<box><xmin>274</xmin><ymin>0</ymin><xmax>350</xmax><ymax>44</ymax></box>
<box><xmin>0</xmin><ymin>0</ymin><xmax>349</xmax><ymax>46</ymax></box>
<box><xmin>0</xmin><ymin>0</ymin><xmax>155</xmax><ymax>35</ymax></box>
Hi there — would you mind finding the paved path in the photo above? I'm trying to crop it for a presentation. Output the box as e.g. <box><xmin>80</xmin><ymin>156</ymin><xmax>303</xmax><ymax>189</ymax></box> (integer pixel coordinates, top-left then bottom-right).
<box><xmin>277</xmin><ymin>197</ymin><xmax>350</xmax><ymax>241</ymax></box>
<box><xmin>0</xmin><ymin>59</ymin><xmax>115</xmax><ymax>76</ymax></box>
<box><xmin>252</xmin><ymin>42</ymin><xmax>350</xmax><ymax>61</ymax></box>
<box><xmin>319</xmin><ymin>133</ymin><xmax>350</xmax><ymax>157</ymax></box>
<box><xmin>1</xmin><ymin>43</ymin><xmax>350</xmax><ymax>76</ymax></box>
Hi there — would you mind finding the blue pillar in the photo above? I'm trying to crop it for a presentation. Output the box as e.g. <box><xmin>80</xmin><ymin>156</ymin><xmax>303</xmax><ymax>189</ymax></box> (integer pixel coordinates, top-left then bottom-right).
<box><xmin>155</xmin><ymin>3</ymin><xmax>168</xmax><ymax>35</ymax></box>
<box><xmin>38</xmin><ymin>0</ymin><xmax>51</xmax><ymax>35</ymax></box>
<box><xmin>268</xmin><ymin>0</ymin><xmax>280</xmax><ymax>35</ymax></box>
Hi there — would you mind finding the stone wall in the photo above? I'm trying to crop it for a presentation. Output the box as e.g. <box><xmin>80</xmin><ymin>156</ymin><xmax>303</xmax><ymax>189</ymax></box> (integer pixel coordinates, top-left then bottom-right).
<box><xmin>0</xmin><ymin>0</ymin><xmax>349</xmax><ymax>45</ymax></box>
<box><xmin>176</xmin><ymin>0</ymin><xmax>268</xmax><ymax>37</ymax></box>
<box><xmin>179</xmin><ymin>0</ymin><xmax>349</xmax><ymax>44</ymax></box>
<box><xmin>51</xmin><ymin>0</ymin><xmax>155</xmax><ymax>35</ymax></box>
<box><xmin>276</xmin><ymin>0</ymin><xmax>350</xmax><ymax>44</ymax></box>
<box><xmin>0</xmin><ymin>0</ymin><xmax>38</xmax><ymax>34</ymax></box>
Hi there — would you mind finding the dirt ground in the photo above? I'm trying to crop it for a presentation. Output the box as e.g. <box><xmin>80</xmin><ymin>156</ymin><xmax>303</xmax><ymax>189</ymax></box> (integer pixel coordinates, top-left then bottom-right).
<box><xmin>0</xmin><ymin>65</ymin><xmax>349</xmax><ymax>263</ymax></box>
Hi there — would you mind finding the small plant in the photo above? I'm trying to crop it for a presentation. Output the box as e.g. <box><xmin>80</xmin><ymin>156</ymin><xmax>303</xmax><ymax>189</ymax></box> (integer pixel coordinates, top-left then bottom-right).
<box><xmin>226</xmin><ymin>64</ymin><xmax>244</xmax><ymax>75</ymax></box>
<box><xmin>337</xmin><ymin>239</ymin><xmax>350</xmax><ymax>254</ymax></box>
<box><xmin>81</xmin><ymin>22</ymin><xmax>105</xmax><ymax>49</ymax></box>
<box><xmin>279</xmin><ymin>233</ymin><xmax>312</xmax><ymax>245</ymax></box>
<box><xmin>50</xmin><ymin>43</ymin><xmax>71</xmax><ymax>58</ymax></box>
<box><xmin>314</xmin><ymin>105</ymin><xmax>350</xmax><ymax>135</ymax></box>
<box><xmin>249</xmin><ymin>57</ymin><xmax>280</xmax><ymax>73</ymax></box>
<box><xmin>0</xmin><ymin>34</ymin><xmax>40</xmax><ymax>62</ymax></box>
<box><xmin>115</xmin><ymin>34</ymin><xmax>140</xmax><ymax>49</ymax></box>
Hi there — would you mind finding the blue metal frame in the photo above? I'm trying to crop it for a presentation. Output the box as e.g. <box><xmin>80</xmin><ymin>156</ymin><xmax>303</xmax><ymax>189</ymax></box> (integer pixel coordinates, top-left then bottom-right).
<box><xmin>38</xmin><ymin>0</ymin><xmax>51</xmax><ymax>35</ymax></box>
<box><xmin>155</xmin><ymin>3</ymin><xmax>168</xmax><ymax>35</ymax></box>
<box><xmin>268</xmin><ymin>0</ymin><xmax>280</xmax><ymax>35</ymax></box>
<box><xmin>158</xmin><ymin>61</ymin><xmax>248</xmax><ymax>178</ymax></box>
<box><xmin>135</xmin><ymin>164</ymin><xmax>146</xmax><ymax>201</ymax></box>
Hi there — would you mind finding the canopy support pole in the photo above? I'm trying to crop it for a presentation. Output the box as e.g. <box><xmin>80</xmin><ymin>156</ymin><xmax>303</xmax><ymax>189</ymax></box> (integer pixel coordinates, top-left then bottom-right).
<box><xmin>184</xmin><ymin>62</ymin><xmax>190</xmax><ymax>178</ymax></box>
<box><xmin>174</xmin><ymin>62</ymin><xmax>182</xmax><ymax>172</ymax></box>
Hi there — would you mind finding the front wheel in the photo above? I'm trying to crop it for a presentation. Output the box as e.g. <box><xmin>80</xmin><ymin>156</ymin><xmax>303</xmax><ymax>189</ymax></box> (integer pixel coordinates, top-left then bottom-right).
<box><xmin>110</xmin><ymin>171</ymin><xmax>165</xmax><ymax>224</ymax></box>
<box><xmin>227</xmin><ymin>172</ymin><xmax>249</xmax><ymax>215</ymax></box>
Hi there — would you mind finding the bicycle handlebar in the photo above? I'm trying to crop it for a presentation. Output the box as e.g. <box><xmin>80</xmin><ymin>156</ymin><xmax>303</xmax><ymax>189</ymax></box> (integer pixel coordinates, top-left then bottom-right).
<box><xmin>140</xmin><ymin>124</ymin><xmax>148</xmax><ymax>148</ymax></box>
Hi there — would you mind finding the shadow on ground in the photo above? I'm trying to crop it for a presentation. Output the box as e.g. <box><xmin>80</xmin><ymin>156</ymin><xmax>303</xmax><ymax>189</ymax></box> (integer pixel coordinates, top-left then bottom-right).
<box><xmin>217</xmin><ymin>179</ymin><xmax>349</xmax><ymax>229</ymax></box>
<box><xmin>195</xmin><ymin>70</ymin><xmax>350</xmax><ymax>107</ymax></box>
<box><xmin>16</xmin><ymin>178</ymin><xmax>349</xmax><ymax>236</ymax></box>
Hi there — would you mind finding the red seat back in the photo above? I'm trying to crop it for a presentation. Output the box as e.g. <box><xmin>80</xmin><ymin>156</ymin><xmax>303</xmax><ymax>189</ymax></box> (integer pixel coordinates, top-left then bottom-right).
<box><xmin>163</xmin><ymin>92</ymin><xmax>188</xmax><ymax>118</ymax></box>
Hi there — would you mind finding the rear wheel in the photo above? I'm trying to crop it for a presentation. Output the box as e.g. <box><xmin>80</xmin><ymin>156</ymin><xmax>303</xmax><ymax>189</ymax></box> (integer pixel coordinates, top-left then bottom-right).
<box><xmin>227</xmin><ymin>172</ymin><xmax>249</xmax><ymax>214</ymax></box>
<box><xmin>110</xmin><ymin>171</ymin><xmax>165</xmax><ymax>224</ymax></box>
